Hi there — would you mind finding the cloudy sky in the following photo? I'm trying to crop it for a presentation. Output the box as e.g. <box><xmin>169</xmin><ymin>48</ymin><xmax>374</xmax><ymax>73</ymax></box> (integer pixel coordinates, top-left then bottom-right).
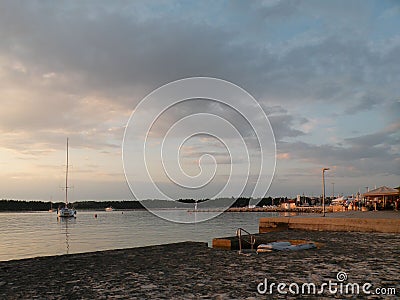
<box><xmin>0</xmin><ymin>0</ymin><xmax>399</xmax><ymax>201</ymax></box>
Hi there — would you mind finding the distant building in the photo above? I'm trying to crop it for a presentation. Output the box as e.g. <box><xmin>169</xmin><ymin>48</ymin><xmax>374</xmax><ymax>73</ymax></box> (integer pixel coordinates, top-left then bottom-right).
<box><xmin>281</xmin><ymin>200</ymin><xmax>296</xmax><ymax>210</ymax></box>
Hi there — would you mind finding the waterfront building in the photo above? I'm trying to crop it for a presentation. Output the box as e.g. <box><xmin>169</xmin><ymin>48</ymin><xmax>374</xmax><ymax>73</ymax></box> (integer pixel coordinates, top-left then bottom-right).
<box><xmin>362</xmin><ymin>186</ymin><xmax>400</xmax><ymax>210</ymax></box>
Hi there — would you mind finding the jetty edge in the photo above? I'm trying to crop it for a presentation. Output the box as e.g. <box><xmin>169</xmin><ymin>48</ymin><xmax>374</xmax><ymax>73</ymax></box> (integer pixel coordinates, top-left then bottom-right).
<box><xmin>259</xmin><ymin>216</ymin><xmax>400</xmax><ymax>234</ymax></box>
<box><xmin>213</xmin><ymin>211</ymin><xmax>400</xmax><ymax>250</ymax></box>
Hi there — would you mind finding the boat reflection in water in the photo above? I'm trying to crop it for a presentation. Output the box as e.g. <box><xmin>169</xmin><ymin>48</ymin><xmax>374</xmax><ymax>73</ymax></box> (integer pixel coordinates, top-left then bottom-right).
<box><xmin>57</xmin><ymin>217</ymin><xmax>76</xmax><ymax>255</ymax></box>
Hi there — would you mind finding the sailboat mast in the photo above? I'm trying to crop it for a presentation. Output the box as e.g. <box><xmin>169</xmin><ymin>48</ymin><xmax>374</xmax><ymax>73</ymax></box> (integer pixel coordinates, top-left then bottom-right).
<box><xmin>65</xmin><ymin>137</ymin><xmax>69</xmax><ymax>207</ymax></box>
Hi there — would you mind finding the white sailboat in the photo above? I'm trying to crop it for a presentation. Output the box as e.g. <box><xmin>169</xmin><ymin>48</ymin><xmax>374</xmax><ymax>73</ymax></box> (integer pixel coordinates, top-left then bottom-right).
<box><xmin>57</xmin><ymin>138</ymin><xmax>76</xmax><ymax>218</ymax></box>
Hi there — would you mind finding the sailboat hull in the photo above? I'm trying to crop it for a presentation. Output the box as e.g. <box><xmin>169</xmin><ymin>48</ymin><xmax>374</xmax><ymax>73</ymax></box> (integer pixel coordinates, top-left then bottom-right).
<box><xmin>57</xmin><ymin>207</ymin><xmax>76</xmax><ymax>218</ymax></box>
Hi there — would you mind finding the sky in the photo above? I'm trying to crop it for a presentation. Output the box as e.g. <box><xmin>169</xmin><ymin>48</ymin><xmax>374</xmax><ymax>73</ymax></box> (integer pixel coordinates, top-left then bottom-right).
<box><xmin>0</xmin><ymin>0</ymin><xmax>399</xmax><ymax>202</ymax></box>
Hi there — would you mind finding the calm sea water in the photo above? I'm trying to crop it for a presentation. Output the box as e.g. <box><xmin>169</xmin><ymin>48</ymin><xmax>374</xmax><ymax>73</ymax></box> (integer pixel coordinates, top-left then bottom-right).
<box><xmin>0</xmin><ymin>210</ymin><xmax>279</xmax><ymax>261</ymax></box>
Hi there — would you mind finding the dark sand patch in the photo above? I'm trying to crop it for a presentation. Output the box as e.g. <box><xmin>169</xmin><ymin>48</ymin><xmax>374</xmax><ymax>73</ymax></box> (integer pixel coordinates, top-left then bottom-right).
<box><xmin>1</xmin><ymin>231</ymin><xmax>399</xmax><ymax>299</ymax></box>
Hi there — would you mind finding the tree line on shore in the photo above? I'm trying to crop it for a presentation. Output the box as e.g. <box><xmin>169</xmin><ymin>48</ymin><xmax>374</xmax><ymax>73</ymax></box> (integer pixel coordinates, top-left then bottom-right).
<box><xmin>0</xmin><ymin>200</ymin><xmax>144</xmax><ymax>211</ymax></box>
<box><xmin>0</xmin><ymin>197</ymin><xmax>291</xmax><ymax>212</ymax></box>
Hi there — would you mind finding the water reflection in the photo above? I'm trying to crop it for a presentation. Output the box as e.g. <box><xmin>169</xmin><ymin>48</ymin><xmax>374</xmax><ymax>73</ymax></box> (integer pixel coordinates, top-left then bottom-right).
<box><xmin>57</xmin><ymin>217</ymin><xmax>76</xmax><ymax>254</ymax></box>
<box><xmin>0</xmin><ymin>211</ymin><xmax>279</xmax><ymax>261</ymax></box>
<box><xmin>283</xmin><ymin>212</ymin><xmax>299</xmax><ymax>217</ymax></box>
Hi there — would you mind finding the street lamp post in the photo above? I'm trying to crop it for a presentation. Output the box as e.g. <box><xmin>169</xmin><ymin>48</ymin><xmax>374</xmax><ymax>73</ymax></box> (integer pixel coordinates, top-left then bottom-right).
<box><xmin>332</xmin><ymin>182</ymin><xmax>335</xmax><ymax>198</ymax></box>
<box><xmin>322</xmin><ymin>168</ymin><xmax>330</xmax><ymax>217</ymax></box>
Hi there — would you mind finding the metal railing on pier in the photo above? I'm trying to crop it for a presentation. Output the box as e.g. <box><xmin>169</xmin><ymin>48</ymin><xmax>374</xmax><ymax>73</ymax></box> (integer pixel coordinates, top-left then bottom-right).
<box><xmin>236</xmin><ymin>227</ymin><xmax>256</xmax><ymax>255</ymax></box>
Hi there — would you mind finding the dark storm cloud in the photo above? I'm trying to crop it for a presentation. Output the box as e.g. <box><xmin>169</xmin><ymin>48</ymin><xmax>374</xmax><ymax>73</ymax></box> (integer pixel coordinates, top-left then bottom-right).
<box><xmin>268</xmin><ymin>113</ymin><xmax>307</xmax><ymax>141</ymax></box>
<box><xmin>1</xmin><ymin>2</ymin><xmax>397</xmax><ymax>135</ymax></box>
<box><xmin>279</xmin><ymin>121</ymin><xmax>400</xmax><ymax>176</ymax></box>
<box><xmin>344</xmin><ymin>122</ymin><xmax>400</xmax><ymax>147</ymax></box>
<box><xmin>344</xmin><ymin>93</ymin><xmax>381</xmax><ymax>114</ymax></box>
<box><xmin>1</xmin><ymin>0</ymin><xmax>398</xmax><ymax>107</ymax></box>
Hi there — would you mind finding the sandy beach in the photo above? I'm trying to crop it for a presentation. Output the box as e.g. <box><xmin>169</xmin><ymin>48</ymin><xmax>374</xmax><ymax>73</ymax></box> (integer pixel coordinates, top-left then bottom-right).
<box><xmin>1</xmin><ymin>229</ymin><xmax>399</xmax><ymax>299</ymax></box>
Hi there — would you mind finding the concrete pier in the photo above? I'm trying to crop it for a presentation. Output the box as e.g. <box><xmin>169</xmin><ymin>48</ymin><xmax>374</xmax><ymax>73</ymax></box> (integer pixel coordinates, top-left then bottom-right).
<box><xmin>213</xmin><ymin>211</ymin><xmax>400</xmax><ymax>250</ymax></box>
<box><xmin>259</xmin><ymin>211</ymin><xmax>400</xmax><ymax>233</ymax></box>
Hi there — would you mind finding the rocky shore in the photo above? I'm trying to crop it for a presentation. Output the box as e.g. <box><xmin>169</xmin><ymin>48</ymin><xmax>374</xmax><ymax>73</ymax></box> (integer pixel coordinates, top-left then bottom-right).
<box><xmin>0</xmin><ymin>230</ymin><xmax>399</xmax><ymax>299</ymax></box>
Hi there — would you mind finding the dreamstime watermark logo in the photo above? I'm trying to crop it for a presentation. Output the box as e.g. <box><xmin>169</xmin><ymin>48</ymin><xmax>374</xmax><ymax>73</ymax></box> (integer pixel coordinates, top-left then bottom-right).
<box><xmin>122</xmin><ymin>77</ymin><xmax>276</xmax><ymax>223</ymax></box>
<box><xmin>257</xmin><ymin>271</ymin><xmax>397</xmax><ymax>296</ymax></box>
<box><xmin>336</xmin><ymin>271</ymin><xmax>347</xmax><ymax>281</ymax></box>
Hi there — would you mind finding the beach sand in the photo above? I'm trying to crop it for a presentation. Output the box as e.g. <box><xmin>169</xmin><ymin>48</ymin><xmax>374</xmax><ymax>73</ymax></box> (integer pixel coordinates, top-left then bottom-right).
<box><xmin>0</xmin><ymin>230</ymin><xmax>399</xmax><ymax>299</ymax></box>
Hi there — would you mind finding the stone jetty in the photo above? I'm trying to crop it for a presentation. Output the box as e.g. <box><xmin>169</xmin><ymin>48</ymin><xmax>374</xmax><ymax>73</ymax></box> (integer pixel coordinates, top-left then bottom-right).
<box><xmin>260</xmin><ymin>211</ymin><xmax>400</xmax><ymax>234</ymax></box>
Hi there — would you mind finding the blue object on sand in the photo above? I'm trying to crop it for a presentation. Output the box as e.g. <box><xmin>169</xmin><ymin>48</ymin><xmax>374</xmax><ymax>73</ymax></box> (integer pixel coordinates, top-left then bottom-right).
<box><xmin>257</xmin><ymin>241</ymin><xmax>316</xmax><ymax>252</ymax></box>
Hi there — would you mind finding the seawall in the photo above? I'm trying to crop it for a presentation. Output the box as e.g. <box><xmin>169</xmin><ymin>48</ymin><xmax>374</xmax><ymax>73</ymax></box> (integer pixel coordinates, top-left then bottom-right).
<box><xmin>259</xmin><ymin>211</ymin><xmax>400</xmax><ymax>233</ymax></box>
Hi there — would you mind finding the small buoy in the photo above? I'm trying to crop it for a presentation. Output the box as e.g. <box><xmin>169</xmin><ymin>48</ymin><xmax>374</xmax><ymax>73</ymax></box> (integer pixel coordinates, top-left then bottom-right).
<box><xmin>94</xmin><ymin>214</ymin><xmax>97</xmax><ymax>218</ymax></box>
